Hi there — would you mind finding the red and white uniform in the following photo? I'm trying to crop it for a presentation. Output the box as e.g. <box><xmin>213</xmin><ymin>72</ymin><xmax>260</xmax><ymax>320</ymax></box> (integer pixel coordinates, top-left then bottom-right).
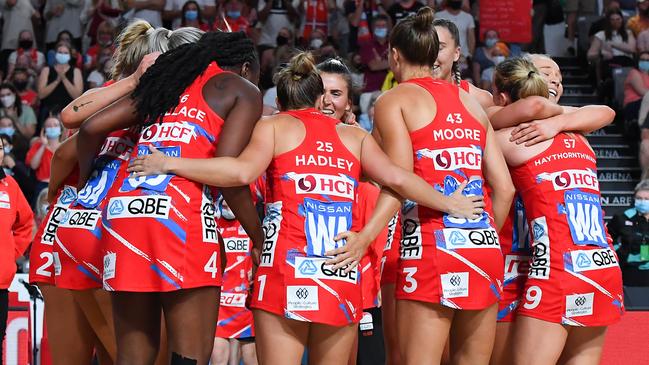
<box><xmin>511</xmin><ymin>133</ymin><xmax>623</xmax><ymax>326</ymax></box>
<box><xmin>101</xmin><ymin>62</ymin><xmax>226</xmax><ymax>292</ymax></box>
<box><xmin>29</xmin><ymin>172</ymin><xmax>78</xmax><ymax>285</ymax></box>
<box><xmin>497</xmin><ymin>195</ymin><xmax>531</xmax><ymax>322</ymax></box>
<box><xmin>1</xmin><ymin>175</ymin><xmax>33</xmax><ymax>289</ymax></box>
<box><xmin>459</xmin><ymin>80</ymin><xmax>470</xmax><ymax>93</ymax></box>
<box><xmin>216</xmin><ymin>213</ymin><xmax>255</xmax><ymax>339</ymax></box>
<box><xmin>395</xmin><ymin>78</ymin><xmax>503</xmax><ymax>309</ymax></box>
<box><xmin>302</xmin><ymin>0</ymin><xmax>328</xmax><ymax>39</ymax></box>
<box><xmin>381</xmin><ymin>215</ymin><xmax>400</xmax><ymax>287</ymax></box>
<box><xmin>353</xmin><ymin>182</ymin><xmax>388</xmax><ymax>309</ymax></box>
<box><xmin>250</xmin><ymin>109</ymin><xmax>363</xmax><ymax>326</ymax></box>
<box><xmin>54</xmin><ymin>129</ymin><xmax>138</xmax><ymax>290</ymax></box>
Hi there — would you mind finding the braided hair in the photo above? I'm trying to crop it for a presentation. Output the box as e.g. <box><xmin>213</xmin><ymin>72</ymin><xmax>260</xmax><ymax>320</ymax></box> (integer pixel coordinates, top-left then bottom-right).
<box><xmin>132</xmin><ymin>31</ymin><xmax>258</xmax><ymax>124</ymax></box>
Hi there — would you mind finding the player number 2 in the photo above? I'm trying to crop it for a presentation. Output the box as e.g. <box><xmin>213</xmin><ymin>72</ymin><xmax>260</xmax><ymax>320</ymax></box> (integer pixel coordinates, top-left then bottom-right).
<box><xmin>523</xmin><ymin>285</ymin><xmax>542</xmax><ymax>309</ymax></box>
<box><xmin>402</xmin><ymin>267</ymin><xmax>418</xmax><ymax>293</ymax></box>
<box><xmin>204</xmin><ymin>252</ymin><xmax>219</xmax><ymax>279</ymax></box>
<box><xmin>36</xmin><ymin>252</ymin><xmax>54</xmax><ymax>277</ymax></box>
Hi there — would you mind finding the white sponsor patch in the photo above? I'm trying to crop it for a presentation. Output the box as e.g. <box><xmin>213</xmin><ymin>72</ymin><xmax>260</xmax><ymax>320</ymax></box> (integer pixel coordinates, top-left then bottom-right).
<box><xmin>260</xmin><ymin>202</ymin><xmax>282</xmax><ymax>268</ymax></box>
<box><xmin>53</xmin><ymin>252</ymin><xmax>61</xmax><ymax>276</ymax></box>
<box><xmin>537</xmin><ymin>169</ymin><xmax>598</xmax><ymax>191</ymax></box>
<box><xmin>565</xmin><ymin>293</ymin><xmax>594</xmax><ymax>318</ymax></box>
<box><xmin>98</xmin><ymin>136</ymin><xmax>134</xmax><ymax>160</ymax></box>
<box><xmin>287</xmin><ymin>172</ymin><xmax>355</xmax><ymax>200</ymax></box>
<box><xmin>294</xmin><ymin>257</ymin><xmax>358</xmax><ymax>284</ymax></box>
<box><xmin>400</xmin><ymin>205</ymin><xmax>422</xmax><ymax>260</ymax></box>
<box><xmin>439</xmin><ymin>228</ymin><xmax>500</xmax><ymax>249</ymax></box>
<box><xmin>40</xmin><ymin>205</ymin><xmax>68</xmax><ymax>245</ymax></box>
<box><xmin>570</xmin><ymin>248</ymin><xmax>618</xmax><ymax>272</ymax></box>
<box><xmin>139</xmin><ymin>122</ymin><xmax>196</xmax><ymax>143</ymax></box>
<box><xmin>103</xmin><ymin>252</ymin><xmax>116</xmax><ymax>280</ymax></box>
<box><xmin>417</xmin><ymin>146</ymin><xmax>482</xmax><ymax>171</ymax></box>
<box><xmin>529</xmin><ymin>216</ymin><xmax>550</xmax><ymax>280</ymax></box>
<box><xmin>58</xmin><ymin>209</ymin><xmax>100</xmax><ymax>230</ymax></box>
<box><xmin>359</xmin><ymin>312</ymin><xmax>374</xmax><ymax>331</ymax></box>
<box><xmin>201</xmin><ymin>191</ymin><xmax>218</xmax><ymax>243</ymax></box>
<box><xmin>287</xmin><ymin>286</ymin><xmax>319</xmax><ymax>311</ymax></box>
<box><xmin>504</xmin><ymin>255</ymin><xmax>530</xmax><ymax>282</ymax></box>
<box><xmin>106</xmin><ymin>196</ymin><xmax>171</xmax><ymax>220</ymax></box>
<box><xmin>220</xmin><ymin>292</ymin><xmax>247</xmax><ymax>308</ymax></box>
<box><xmin>440</xmin><ymin>272</ymin><xmax>469</xmax><ymax>298</ymax></box>
<box><xmin>224</xmin><ymin>237</ymin><xmax>250</xmax><ymax>253</ymax></box>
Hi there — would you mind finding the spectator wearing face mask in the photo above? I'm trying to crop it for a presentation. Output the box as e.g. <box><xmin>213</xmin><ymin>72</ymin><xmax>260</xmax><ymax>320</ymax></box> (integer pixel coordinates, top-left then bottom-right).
<box><xmin>37</xmin><ymin>42</ymin><xmax>83</xmax><ymax>123</ymax></box>
<box><xmin>213</xmin><ymin>0</ymin><xmax>252</xmax><ymax>33</ymax></box>
<box><xmin>165</xmin><ymin>0</ymin><xmax>216</xmax><ymax>30</ymax></box>
<box><xmin>0</xmin><ymin>133</ymin><xmax>33</xmax><ymax>201</ymax></box>
<box><xmin>0</xmin><ymin>0</ymin><xmax>38</xmax><ymax>74</ymax></box>
<box><xmin>359</xmin><ymin>14</ymin><xmax>390</xmax><ymax>92</ymax></box>
<box><xmin>0</xmin><ymin>83</ymin><xmax>36</xmax><ymax>138</ymax></box>
<box><xmin>478</xmin><ymin>42</ymin><xmax>509</xmax><ymax>91</ymax></box>
<box><xmin>472</xmin><ymin>29</ymin><xmax>501</xmax><ymax>87</ymax></box>
<box><xmin>608</xmin><ymin>179</ymin><xmax>649</xmax><ymax>286</ymax></box>
<box><xmin>387</xmin><ymin>0</ymin><xmax>424</xmax><ymax>26</ymax></box>
<box><xmin>177</xmin><ymin>1</ymin><xmax>210</xmax><ymax>30</ymax></box>
<box><xmin>344</xmin><ymin>0</ymin><xmax>389</xmax><ymax>53</ymax></box>
<box><xmin>9</xmin><ymin>68</ymin><xmax>38</xmax><ymax>110</ymax></box>
<box><xmin>0</xmin><ymin>116</ymin><xmax>29</xmax><ymax>162</ymax></box>
<box><xmin>25</xmin><ymin>116</ymin><xmax>64</xmax><ymax>192</ymax></box>
<box><xmin>436</xmin><ymin>0</ymin><xmax>475</xmax><ymax>58</ymax></box>
<box><xmin>7</xmin><ymin>30</ymin><xmax>45</xmax><ymax>79</ymax></box>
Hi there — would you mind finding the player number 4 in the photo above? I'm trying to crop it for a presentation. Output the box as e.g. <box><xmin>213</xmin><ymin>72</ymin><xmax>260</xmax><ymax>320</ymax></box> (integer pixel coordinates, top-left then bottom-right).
<box><xmin>204</xmin><ymin>251</ymin><xmax>219</xmax><ymax>279</ymax></box>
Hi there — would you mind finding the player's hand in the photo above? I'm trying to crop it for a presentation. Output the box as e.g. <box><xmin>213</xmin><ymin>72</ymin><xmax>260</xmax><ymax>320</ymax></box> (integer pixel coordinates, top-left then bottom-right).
<box><xmin>324</xmin><ymin>231</ymin><xmax>369</xmax><ymax>272</ymax></box>
<box><xmin>127</xmin><ymin>145</ymin><xmax>168</xmax><ymax>176</ymax></box>
<box><xmin>510</xmin><ymin>118</ymin><xmax>561</xmax><ymax>146</ymax></box>
<box><xmin>445</xmin><ymin>180</ymin><xmax>485</xmax><ymax>219</ymax></box>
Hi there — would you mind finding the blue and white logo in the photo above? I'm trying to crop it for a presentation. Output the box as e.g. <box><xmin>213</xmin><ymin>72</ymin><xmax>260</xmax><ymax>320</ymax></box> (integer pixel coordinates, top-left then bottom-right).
<box><xmin>303</xmin><ymin>198</ymin><xmax>352</xmax><ymax>257</ymax></box>
<box><xmin>533</xmin><ymin>221</ymin><xmax>545</xmax><ymax>240</ymax></box>
<box><xmin>298</xmin><ymin>259</ymin><xmax>318</xmax><ymax>275</ymax></box>
<box><xmin>60</xmin><ymin>186</ymin><xmax>77</xmax><ymax>205</ymax></box>
<box><xmin>575</xmin><ymin>252</ymin><xmax>592</xmax><ymax>269</ymax></box>
<box><xmin>449</xmin><ymin>230</ymin><xmax>467</xmax><ymax>245</ymax></box>
<box><xmin>121</xmin><ymin>146</ymin><xmax>179</xmax><ymax>192</ymax></box>
<box><xmin>108</xmin><ymin>199</ymin><xmax>124</xmax><ymax>216</ymax></box>
<box><xmin>77</xmin><ymin>159</ymin><xmax>120</xmax><ymax>208</ymax></box>
<box><xmin>442</xmin><ymin>176</ymin><xmax>489</xmax><ymax>229</ymax></box>
<box><xmin>564</xmin><ymin>190</ymin><xmax>607</xmax><ymax>248</ymax></box>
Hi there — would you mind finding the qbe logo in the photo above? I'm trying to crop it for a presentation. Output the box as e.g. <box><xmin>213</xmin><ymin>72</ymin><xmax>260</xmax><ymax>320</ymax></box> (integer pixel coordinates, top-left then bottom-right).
<box><xmin>201</xmin><ymin>190</ymin><xmax>218</xmax><ymax>244</ymax></box>
<box><xmin>565</xmin><ymin>292</ymin><xmax>594</xmax><ymax>318</ymax></box>
<box><xmin>564</xmin><ymin>190</ymin><xmax>607</xmax><ymax>247</ymax></box>
<box><xmin>260</xmin><ymin>202</ymin><xmax>282</xmax><ymax>268</ymax></box>
<box><xmin>294</xmin><ymin>257</ymin><xmax>358</xmax><ymax>284</ymax></box>
<box><xmin>224</xmin><ymin>237</ymin><xmax>250</xmax><ymax>253</ymax></box>
<box><xmin>287</xmin><ymin>172</ymin><xmax>356</xmax><ymax>200</ymax></box>
<box><xmin>106</xmin><ymin>195</ymin><xmax>171</xmax><ymax>220</ymax></box>
<box><xmin>529</xmin><ymin>216</ymin><xmax>550</xmax><ymax>280</ymax></box>
<box><xmin>287</xmin><ymin>286</ymin><xmax>319</xmax><ymax>311</ymax></box>
<box><xmin>304</xmin><ymin>198</ymin><xmax>352</xmax><ymax>257</ymax></box>
<box><xmin>220</xmin><ymin>292</ymin><xmax>247</xmax><ymax>308</ymax></box>
<box><xmin>537</xmin><ymin>169</ymin><xmax>599</xmax><ymax>191</ymax></box>
<box><xmin>438</xmin><ymin>228</ymin><xmax>500</xmax><ymax>249</ymax></box>
<box><xmin>40</xmin><ymin>205</ymin><xmax>68</xmax><ymax>245</ymax></box>
<box><xmin>400</xmin><ymin>213</ymin><xmax>422</xmax><ymax>260</ymax></box>
<box><xmin>569</xmin><ymin>248</ymin><xmax>618</xmax><ymax>272</ymax></box>
<box><xmin>58</xmin><ymin>208</ymin><xmax>101</xmax><ymax>230</ymax></box>
<box><xmin>140</xmin><ymin>122</ymin><xmax>196</xmax><ymax>144</ymax></box>
<box><xmin>440</xmin><ymin>272</ymin><xmax>469</xmax><ymax>298</ymax></box>
<box><xmin>416</xmin><ymin>146</ymin><xmax>482</xmax><ymax>171</ymax></box>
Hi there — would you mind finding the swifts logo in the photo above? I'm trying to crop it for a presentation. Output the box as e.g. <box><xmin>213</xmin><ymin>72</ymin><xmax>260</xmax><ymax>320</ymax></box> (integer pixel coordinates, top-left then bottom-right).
<box><xmin>286</xmin><ymin>172</ymin><xmax>356</xmax><ymax>200</ymax></box>
<box><xmin>537</xmin><ymin>169</ymin><xmax>599</xmax><ymax>191</ymax></box>
<box><xmin>416</xmin><ymin>146</ymin><xmax>482</xmax><ymax>171</ymax></box>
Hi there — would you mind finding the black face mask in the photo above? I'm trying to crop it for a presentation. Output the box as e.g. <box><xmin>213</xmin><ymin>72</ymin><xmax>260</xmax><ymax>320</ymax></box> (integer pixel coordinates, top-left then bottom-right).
<box><xmin>449</xmin><ymin>1</ymin><xmax>462</xmax><ymax>10</ymax></box>
<box><xmin>19</xmin><ymin>39</ymin><xmax>33</xmax><ymax>49</ymax></box>
<box><xmin>13</xmin><ymin>80</ymin><xmax>28</xmax><ymax>91</ymax></box>
<box><xmin>276</xmin><ymin>35</ymin><xmax>289</xmax><ymax>46</ymax></box>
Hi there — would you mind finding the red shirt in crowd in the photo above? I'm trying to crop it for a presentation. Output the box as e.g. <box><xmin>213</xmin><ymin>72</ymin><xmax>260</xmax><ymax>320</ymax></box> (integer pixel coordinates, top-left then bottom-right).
<box><xmin>0</xmin><ymin>175</ymin><xmax>34</xmax><ymax>289</ymax></box>
<box><xmin>19</xmin><ymin>89</ymin><xmax>38</xmax><ymax>109</ymax></box>
<box><xmin>359</xmin><ymin>39</ymin><xmax>389</xmax><ymax>92</ymax></box>
<box><xmin>26</xmin><ymin>142</ymin><xmax>54</xmax><ymax>182</ymax></box>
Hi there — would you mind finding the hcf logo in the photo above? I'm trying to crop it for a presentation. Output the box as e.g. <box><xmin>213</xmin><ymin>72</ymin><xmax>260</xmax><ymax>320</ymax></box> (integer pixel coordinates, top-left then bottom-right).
<box><xmin>417</xmin><ymin>146</ymin><xmax>482</xmax><ymax>171</ymax></box>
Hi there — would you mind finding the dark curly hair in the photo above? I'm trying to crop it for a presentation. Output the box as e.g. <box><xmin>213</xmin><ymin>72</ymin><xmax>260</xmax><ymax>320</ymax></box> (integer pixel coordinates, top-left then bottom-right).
<box><xmin>132</xmin><ymin>31</ymin><xmax>258</xmax><ymax>124</ymax></box>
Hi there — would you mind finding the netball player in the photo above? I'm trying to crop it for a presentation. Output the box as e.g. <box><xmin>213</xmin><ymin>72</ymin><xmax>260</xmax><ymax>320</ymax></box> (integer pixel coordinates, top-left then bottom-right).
<box><xmin>491</xmin><ymin>57</ymin><xmax>622</xmax><ymax>365</ymax></box>
<box><xmin>126</xmin><ymin>50</ymin><xmax>485</xmax><ymax>364</ymax></box>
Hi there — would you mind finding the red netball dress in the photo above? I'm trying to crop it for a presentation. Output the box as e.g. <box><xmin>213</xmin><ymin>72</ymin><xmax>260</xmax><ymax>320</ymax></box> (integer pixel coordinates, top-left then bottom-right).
<box><xmin>511</xmin><ymin>133</ymin><xmax>623</xmax><ymax>326</ymax></box>
<box><xmin>380</xmin><ymin>214</ymin><xmax>401</xmax><ymax>287</ymax></box>
<box><xmin>459</xmin><ymin>80</ymin><xmax>470</xmax><ymax>93</ymax></box>
<box><xmin>250</xmin><ymin>109</ymin><xmax>363</xmax><ymax>326</ymax></box>
<box><xmin>54</xmin><ymin>129</ymin><xmax>138</xmax><ymax>290</ymax></box>
<box><xmin>497</xmin><ymin>195</ymin><xmax>531</xmax><ymax>322</ymax></box>
<box><xmin>394</xmin><ymin>77</ymin><xmax>503</xmax><ymax>309</ymax></box>
<box><xmin>29</xmin><ymin>170</ymin><xmax>78</xmax><ymax>285</ymax></box>
<box><xmin>353</xmin><ymin>182</ymin><xmax>388</xmax><ymax>309</ymax></box>
<box><xmin>101</xmin><ymin>62</ymin><xmax>226</xmax><ymax>292</ymax></box>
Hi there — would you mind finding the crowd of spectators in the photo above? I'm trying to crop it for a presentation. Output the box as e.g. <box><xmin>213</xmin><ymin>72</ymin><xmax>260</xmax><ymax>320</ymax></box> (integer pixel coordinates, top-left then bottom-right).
<box><xmin>2</xmin><ymin>0</ymin><xmax>649</xmax><ymax>289</ymax></box>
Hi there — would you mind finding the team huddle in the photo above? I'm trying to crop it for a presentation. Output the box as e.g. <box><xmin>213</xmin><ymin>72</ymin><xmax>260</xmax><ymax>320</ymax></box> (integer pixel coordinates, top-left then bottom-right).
<box><xmin>26</xmin><ymin>6</ymin><xmax>623</xmax><ymax>365</ymax></box>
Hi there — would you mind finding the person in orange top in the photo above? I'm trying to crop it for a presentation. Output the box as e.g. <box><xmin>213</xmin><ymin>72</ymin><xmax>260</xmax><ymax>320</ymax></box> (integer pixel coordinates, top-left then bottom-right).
<box><xmin>26</xmin><ymin>116</ymin><xmax>63</xmax><ymax>193</ymax></box>
<box><xmin>628</xmin><ymin>0</ymin><xmax>649</xmax><ymax>36</ymax></box>
<box><xmin>0</xmin><ymin>136</ymin><xmax>34</xmax><ymax>362</ymax></box>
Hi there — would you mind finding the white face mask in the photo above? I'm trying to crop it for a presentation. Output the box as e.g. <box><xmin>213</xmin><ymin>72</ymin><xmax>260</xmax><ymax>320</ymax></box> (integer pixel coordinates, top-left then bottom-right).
<box><xmin>493</xmin><ymin>56</ymin><xmax>506</xmax><ymax>65</ymax></box>
<box><xmin>310</xmin><ymin>38</ymin><xmax>324</xmax><ymax>49</ymax></box>
<box><xmin>0</xmin><ymin>94</ymin><xmax>15</xmax><ymax>108</ymax></box>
